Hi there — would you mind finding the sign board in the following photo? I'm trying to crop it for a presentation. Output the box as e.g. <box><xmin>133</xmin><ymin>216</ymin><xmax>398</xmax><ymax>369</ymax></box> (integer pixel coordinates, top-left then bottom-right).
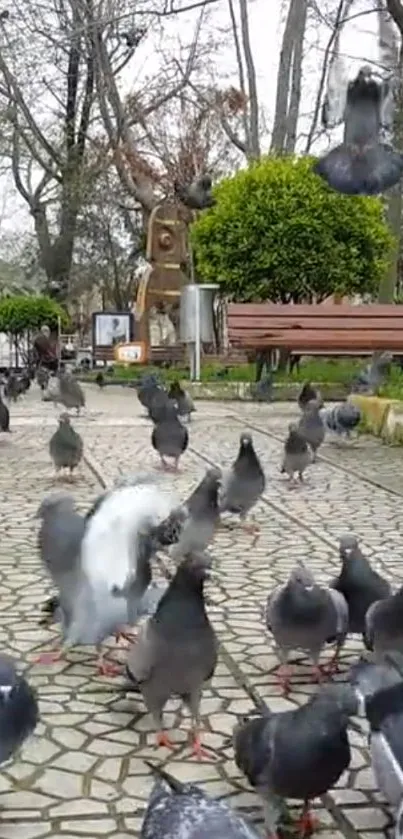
<box><xmin>114</xmin><ymin>341</ymin><xmax>146</xmax><ymax>365</ymax></box>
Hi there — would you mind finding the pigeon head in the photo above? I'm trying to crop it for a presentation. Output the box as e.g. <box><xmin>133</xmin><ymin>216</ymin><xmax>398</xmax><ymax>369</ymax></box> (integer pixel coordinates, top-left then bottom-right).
<box><xmin>175</xmin><ymin>553</ymin><xmax>213</xmax><ymax>589</ymax></box>
<box><xmin>0</xmin><ymin>654</ymin><xmax>17</xmax><ymax>694</ymax></box>
<box><xmin>339</xmin><ymin>533</ymin><xmax>359</xmax><ymax>558</ymax></box>
<box><xmin>358</xmin><ymin>65</ymin><xmax>372</xmax><ymax>81</ymax></box>
<box><xmin>58</xmin><ymin>412</ymin><xmax>71</xmax><ymax>426</ymax></box>
<box><xmin>314</xmin><ymin>682</ymin><xmax>360</xmax><ymax>719</ymax></box>
<box><xmin>289</xmin><ymin>563</ymin><xmax>315</xmax><ymax>591</ymax></box>
<box><xmin>198</xmin><ymin>173</ymin><xmax>212</xmax><ymax>189</ymax></box>
<box><xmin>35</xmin><ymin>493</ymin><xmax>75</xmax><ymax>520</ymax></box>
<box><xmin>240</xmin><ymin>432</ymin><xmax>253</xmax><ymax>450</ymax></box>
<box><xmin>288</xmin><ymin>422</ymin><xmax>299</xmax><ymax>433</ymax></box>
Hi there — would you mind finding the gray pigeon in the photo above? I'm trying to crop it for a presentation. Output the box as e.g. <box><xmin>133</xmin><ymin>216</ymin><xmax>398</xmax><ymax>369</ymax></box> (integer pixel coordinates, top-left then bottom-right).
<box><xmin>151</xmin><ymin>402</ymin><xmax>188</xmax><ymax>471</ymax></box>
<box><xmin>331</xmin><ymin>534</ymin><xmax>391</xmax><ymax>635</ymax></box>
<box><xmin>0</xmin><ymin>389</ymin><xmax>10</xmax><ymax>432</ymax></box>
<box><xmin>152</xmin><ymin>467</ymin><xmax>222</xmax><ymax>559</ymax></box>
<box><xmin>352</xmin><ymin>652</ymin><xmax>403</xmax><ymax>839</ymax></box>
<box><xmin>265</xmin><ymin>563</ymin><xmax>348</xmax><ymax>693</ymax></box>
<box><xmin>233</xmin><ymin>684</ymin><xmax>359</xmax><ymax>838</ymax></box>
<box><xmin>249</xmin><ymin>373</ymin><xmax>273</xmax><ymax>403</ymax></box>
<box><xmin>136</xmin><ymin>375</ymin><xmax>162</xmax><ymax>411</ymax></box>
<box><xmin>281</xmin><ymin>423</ymin><xmax>312</xmax><ymax>483</ymax></box>
<box><xmin>298</xmin><ymin>382</ymin><xmax>323</xmax><ymax>412</ymax></box>
<box><xmin>314</xmin><ymin>66</ymin><xmax>403</xmax><ymax>195</ymax></box>
<box><xmin>350</xmin><ymin>352</ymin><xmax>393</xmax><ymax>395</ymax></box>
<box><xmin>297</xmin><ymin>398</ymin><xmax>325</xmax><ymax>461</ymax></box>
<box><xmin>35</xmin><ymin>493</ymin><xmax>86</xmax><ymax>663</ymax></box>
<box><xmin>365</xmin><ymin>587</ymin><xmax>403</xmax><ymax>655</ymax></box>
<box><xmin>349</xmin><ymin>652</ymin><xmax>403</xmax><ymax>701</ymax></box>
<box><xmin>140</xmin><ymin>761</ymin><xmax>259</xmax><ymax>839</ymax></box>
<box><xmin>58</xmin><ymin>371</ymin><xmax>86</xmax><ymax>414</ymax></box>
<box><xmin>126</xmin><ymin>553</ymin><xmax>218</xmax><ymax>758</ymax></box>
<box><xmin>168</xmin><ymin>380</ymin><xmax>196</xmax><ymax>421</ymax></box>
<box><xmin>320</xmin><ymin>402</ymin><xmax>361</xmax><ymax>440</ymax></box>
<box><xmin>148</xmin><ymin>390</ymin><xmax>173</xmax><ymax>424</ymax></box>
<box><xmin>49</xmin><ymin>413</ymin><xmax>83</xmax><ymax>479</ymax></box>
<box><xmin>0</xmin><ymin>653</ymin><xmax>39</xmax><ymax>765</ymax></box>
<box><xmin>174</xmin><ymin>174</ymin><xmax>216</xmax><ymax>210</ymax></box>
<box><xmin>219</xmin><ymin>432</ymin><xmax>265</xmax><ymax>541</ymax></box>
<box><xmin>36</xmin><ymin>367</ymin><xmax>50</xmax><ymax>391</ymax></box>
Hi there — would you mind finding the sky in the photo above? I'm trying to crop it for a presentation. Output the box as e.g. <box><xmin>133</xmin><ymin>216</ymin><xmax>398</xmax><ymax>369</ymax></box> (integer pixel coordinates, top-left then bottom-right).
<box><xmin>0</xmin><ymin>0</ymin><xmax>390</xmax><ymax>246</ymax></box>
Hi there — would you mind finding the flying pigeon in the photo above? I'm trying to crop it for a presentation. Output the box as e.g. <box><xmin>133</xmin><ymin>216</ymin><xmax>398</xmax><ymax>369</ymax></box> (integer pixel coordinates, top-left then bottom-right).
<box><xmin>233</xmin><ymin>685</ymin><xmax>359</xmax><ymax>838</ymax></box>
<box><xmin>331</xmin><ymin>534</ymin><xmax>391</xmax><ymax>635</ymax></box>
<box><xmin>0</xmin><ymin>388</ymin><xmax>10</xmax><ymax>432</ymax></box>
<box><xmin>0</xmin><ymin>653</ymin><xmax>39</xmax><ymax>766</ymax></box>
<box><xmin>152</xmin><ymin>467</ymin><xmax>222</xmax><ymax>559</ymax></box>
<box><xmin>365</xmin><ymin>586</ymin><xmax>403</xmax><ymax>655</ymax></box>
<box><xmin>140</xmin><ymin>761</ymin><xmax>259</xmax><ymax>838</ymax></box>
<box><xmin>298</xmin><ymin>382</ymin><xmax>323</xmax><ymax>412</ymax></box>
<box><xmin>219</xmin><ymin>432</ymin><xmax>265</xmax><ymax>542</ymax></box>
<box><xmin>174</xmin><ymin>174</ymin><xmax>216</xmax><ymax>210</ymax></box>
<box><xmin>280</xmin><ymin>423</ymin><xmax>312</xmax><ymax>484</ymax></box>
<box><xmin>265</xmin><ymin>563</ymin><xmax>348</xmax><ymax>693</ymax></box>
<box><xmin>314</xmin><ymin>66</ymin><xmax>403</xmax><ymax>195</ymax></box>
<box><xmin>350</xmin><ymin>352</ymin><xmax>393</xmax><ymax>395</ymax></box>
<box><xmin>49</xmin><ymin>413</ymin><xmax>83</xmax><ymax>480</ymax></box>
<box><xmin>168</xmin><ymin>380</ymin><xmax>196</xmax><ymax>421</ymax></box>
<box><xmin>126</xmin><ymin>553</ymin><xmax>218</xmax><ymax>758</ymax></box>
<box><xmin>320</xmin><ymin>402</ymin><xmax>361</xmax><ymax>440</ymax></box>
<box><xmin>297</xmin><ymin>399</ymin><xmax>325</xmax><ymax>461</ymax></box>
<box><xmin>151</xmin><ymin>401</ymin><xmax>188</xmax><ymax>471</ymax></box>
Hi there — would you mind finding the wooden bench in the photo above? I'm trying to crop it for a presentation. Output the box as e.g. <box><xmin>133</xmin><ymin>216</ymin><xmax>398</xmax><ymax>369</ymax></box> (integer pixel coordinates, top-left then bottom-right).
<box><xmin>227</xmin><ymin>303</ymin><xmax>403</xmax><ymax>357</ymax></box>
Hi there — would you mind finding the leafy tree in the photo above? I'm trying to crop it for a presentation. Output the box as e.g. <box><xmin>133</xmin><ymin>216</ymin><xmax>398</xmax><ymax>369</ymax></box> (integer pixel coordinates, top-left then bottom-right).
<box><xmin>0</xmin><ymin>296</ymin><xmax>68</xmax><ymax>336</ymax></box>
<box><xmin>191</xmin><ymin>156</ymin><xmax>393</xmax><ymax>303</ymax></box>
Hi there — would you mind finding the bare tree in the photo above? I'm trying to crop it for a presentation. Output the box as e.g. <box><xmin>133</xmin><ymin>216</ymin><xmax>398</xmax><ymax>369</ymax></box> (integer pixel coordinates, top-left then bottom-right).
<box><xmin>270</xmin><ymin>0</ymin><xmax>309</xmax><ymax>154</ymax></box>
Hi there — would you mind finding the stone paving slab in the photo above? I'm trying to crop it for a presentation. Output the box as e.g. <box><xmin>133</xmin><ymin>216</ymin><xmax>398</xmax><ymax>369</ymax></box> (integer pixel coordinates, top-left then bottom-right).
<box><xmin>1</xmin><ymin>385</ymin><xmax>402</xmax><ymax>838</ymax></box>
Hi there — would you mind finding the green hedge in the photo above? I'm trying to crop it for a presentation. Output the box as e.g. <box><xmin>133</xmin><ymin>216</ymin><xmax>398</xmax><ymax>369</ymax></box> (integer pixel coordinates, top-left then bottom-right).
<box><xmin>0</xmin><ymin>295</ymin><xmax>68</xmax><ymax>334</ymax></box>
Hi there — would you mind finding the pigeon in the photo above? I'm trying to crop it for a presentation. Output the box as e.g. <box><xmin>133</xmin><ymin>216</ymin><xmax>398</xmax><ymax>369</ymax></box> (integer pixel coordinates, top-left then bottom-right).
<box><xmin>174</xmin><ymin>174</ymin><xmax>216</xmax><ymax>210</ymax></box>
<box><xmin>280</xmin><ymin>423</ymin><xmax>312</xmax><ymax>484</ymax></box>
<box><xmin>126</xmin><ymin>553</ymin><xmax>218</xmax><ymax>758</ymax></box>
<box><xmin>331</xmin><ymin>534</ymin><xmax>391</xmax><ymax>635</ymax></box>
<box><xmin>151</xmin><ymin>401</ymin><xmax>188</xmax><ymax>471</ymax></box>
<box><xmin>219</xmin><ymin>432</ymin><xmax>265</xmax><ymax>542</ymax></box>
<box><xmin>0</xmin><ymin>388</ymin><xmax>10</xmax><ymax>432</ymax></box>
<box><xmin>298</xmin><ymin>382</ymin><xmax>323</xmax><ymax>412</ymax></box>
<box><xmin>95</xmin><ymin>371</ymin><xmax>106</xmax><ymax>389</ymax></box>
<box><xmin>349</xmin><ymin>651</ymin><xmax>403</xmax><ymax>701</ymax></box>
<box><xmin>350</xmin><ymin>352</ymin><xmax>393</xmax><ymax>395</ymax></box>
<box><xmin>4</xmin><ymin>372</ymin><xmax>23</xmax><ymax>401</ymax></box>
<box><xmin>72</xmin><ymin>480</ymin><xmax>177</xmax><ymax>675</ymax></box>
<box><xmin>36</xmin><ymin>366</ymin><xmax>50</xmax><ymax>391</ymax></box>
<box><xmin>148</xmin><ymin>389</ymin><xmax>173</xmax><ymax>424</ymax></box>
<box><xmin>365</xmin><ymin>587</ymin><xmax>403</xmax><ymax>655</ymax></box>
<box><xmin>49</xmin><ymin>413</ymin><xmax>83</xmax><ymax>480</ymax></box>
<box><xmin>34</xmin><ymin>493</ymin><xmax>86</xmax><ymax>663</ymax></box>
<box><xmin>265</xmin><ymin>563</ymin><xmax>349</xmax><ymax>693</ymax></box>
<box><xmin>122</xmin><ymin>26</ymin><xmax>146</xmax><ymax>49</ymax></box>
<box><xmin>320</xmin><ymin>402</ymin><xmax>361</xmax><ymax>440</ymax></box>
<box><xmin>233</xmin><ymin>684</ymin><xmax>360</xmax><ymax>838</ymax></box>
<box><xmin>314</xmin><ymin>66</ymin><xmax>403</xmax><ymax>195</ymax></box>
<box><xmin>249</xmin><ymin>373</ymin><xmax>274</xmax><ymax>402</ymax></box>
<box><xmin>0</xmin><ymin>653</ymin><xmax>39</xmax><ymax>766</ymax></box>
<box><xmin>297</xmin><ymin>399</ymin><xmax>325</xmax><ymax>461</ymax></box>
<box><xmin>136</xmin><ymin>375</ymin><xmax>162</xmax><ymax>411</ymax></box>
<box><xmin>58</xmin><ymin>371</ymin><xmax>85</xmax><ymax>414</ymax></box>
<box><xmin>168</xmin><ymin>380</ymin><xmax>195</xmax><ymax>421</ymax></box>
<box><xmin>140</xmin><ymin>761</ymin><xmax>260</xmax><ymax>839</ymax></box>
<box><xmin>152</xmin><ymin>467</ymin><xmax>222</xmax><ymax>559</ymax></box>
<box><xmin>352</xmin><ymin>652</ymin><xmax>403</xmax><ymax>839</ymax></box>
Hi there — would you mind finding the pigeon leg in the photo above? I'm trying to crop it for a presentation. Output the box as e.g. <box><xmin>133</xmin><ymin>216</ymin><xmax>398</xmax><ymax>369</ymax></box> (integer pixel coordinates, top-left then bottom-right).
<box><xmin>276</xmin><ymin>663</ymin><xmax>292</xmax><ymax>695</ymax></box>
<box><xmin>115</xmin><ymin>627</ymin><xmax>138</xmax><ymax>645</ymax></box>
<box><xmin>295</xmin><ymin>802</ymin><xmax>320</xmax><ymax>837</ymax></box>
<box><xmin>96</xmin><ymin>648</ymin><xmax>122</xmax><ymax>677</ymax></box>
<box><xmin>186</xmin><ymin>689</ymin><xmax>217</xmax><ymax>761</ymax></box>
<box><xmin>310</xmin><ymin>664</ymin><xmax>324</xmax><ymax>684</ymax></box>
<box><xmin>156</xmin><ymin>730</ymin><xmax>176</xmax><ymax>750</ymax></box>
<box><xmin>322</xmin><ymin>644</ymin><xmax>342</xmax><ymax>676</ymax></box>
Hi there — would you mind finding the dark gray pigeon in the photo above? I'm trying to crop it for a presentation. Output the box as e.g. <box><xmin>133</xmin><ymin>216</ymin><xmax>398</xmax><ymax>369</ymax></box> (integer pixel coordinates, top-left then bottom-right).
<box><xmin>233</xmin><ymin>684</ymin><xmax>359</xmax><ymax>838</ymax></box>
<box><xmin>320</xmin><ymin>402</ymin><xmax>361</xmax><ymax>440</ymax></box>
<box><xmin>352</xmin><ymin>652</ymin><xmax>403</xmax><ymax>838</ymax></box>
<box><xmin>126</xmin><ymin>553</ymin><xmax>218</xmax><ymax>758</ymax></box>
<box><xmin>168</xmin><ymin>380</ymin><xmax>196</xmax><ymax>421</ymax></box>
<box><xmin>281</xmin><ymin>422</ymin><xmax>312</xmax><ymax>483</ymax></box>
<box><xmin>0</xmin><ymin>653</ymin><xmax>39</xmax><ymax>766</ymax></box>
<box><xmin>349</xmin><ymin>651</ymin><xmax>403</xmax><ymax>701</ymax></box>
<box><xmin>148</xmin><ymin>389</ymin><xmax>173</xmax><ymax>424</ymax></box>
<box><xmin>219</xmin><ymin>432</ymin><xmax>265</xmax><ymax>542</ymax></box>
<box><xmin>49</xmin><ymin>413</ymin><xmax>83</xmax><ymax>479</ymax></box>
<box><xmin>151</xmin><ymin>402</ymin><xmax>188</xmax><ymax>471</ymax></box>
<box><xmin>249</xmin><ymin>373</ymin><xmax>273</xmax><ymax>403</ymax></box>
<box><xmin>152</xmin><ymin>467</ymin><xmax>222</xmax><ymax>559</ymax></box>
<box><xmin>174</xmin><ymin>174</ymin><xmax>216</xmax><ymax>210</ymax></box>
<box><xmin>141</xmin><ymin>761</ymin><xmax>259</xmax><ymax>839</ymax></box>
<box><xmin>297</xmin><ymin>398</ymin><xmax>325</xmax><ymax>461</ymax></box>
<box><xmin>0</xmin><ymin>389</ymin><xmax>10</xmax><ymax>432</ymax></box>
<box><xmin>36</xmin><ymin>367</ymin><xmax>50</xmax><ymax>391</ymax></box>
<box><xmin>58</xmin><ymin>371</ymin><xmax>86</xmax><ymax>414</ymax></box>
<box><xmin>331</xmin><ymin>534</ymin><xmax>391</xmax><ymax>635</ymax></box>
<box><xmin>298</xmin><ymin>382</ymin><xmax>323</xmax><ymax>412</ymax></box>
<box><xmin>314</xmin><ymin>66</ymin><xmax>403</xmax><ymax>195</ymax></box>
<box><xmin>365</xmin><ymin>587</ymin><xmax>403</xmax><ymax>655</ymax></box>
<box><xmin>350</xmin><ymin>352</ymin><xmax>392</xmax><ymax>395</ymax></box>
<box><xmin>265</xmin><ymin>563</ymin><xmax>348</xmax><ymax>693</ymax></box>
<box><xmin>136</xmin><ymin>375</ymin><xmax>162</xmax><ymax>411</ymax></box>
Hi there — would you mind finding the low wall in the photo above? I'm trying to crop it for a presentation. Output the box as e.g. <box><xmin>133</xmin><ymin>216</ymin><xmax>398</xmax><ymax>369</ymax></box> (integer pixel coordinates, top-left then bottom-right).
<box><xmin>349</xmin><ymin>394</ymin><xmax>403</xmax><ymax>443</ymax></box>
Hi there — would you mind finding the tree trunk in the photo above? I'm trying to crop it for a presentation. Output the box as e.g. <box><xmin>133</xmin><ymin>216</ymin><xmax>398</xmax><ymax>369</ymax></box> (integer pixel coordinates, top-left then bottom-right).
<box><xmin>270</xmin><ymin>0</ymin><xmax>299</xmax><ymax>153</ymax></box>
<box><xmin>284</xmin><ymin>0</ymin><xmax>308</xmax><ymax>153</ymax></box>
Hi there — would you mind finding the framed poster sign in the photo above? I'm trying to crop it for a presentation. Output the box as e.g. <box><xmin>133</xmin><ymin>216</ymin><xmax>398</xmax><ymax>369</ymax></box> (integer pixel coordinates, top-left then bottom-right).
<box><xmin>92</xmin><ymin>311</ymin><xmax>134</xmax><ymax>349</ymax></box>
<box><xmin>114</xmin><ymin>342</ymin><xmax>146</xmax><ymax>365</ymax></box>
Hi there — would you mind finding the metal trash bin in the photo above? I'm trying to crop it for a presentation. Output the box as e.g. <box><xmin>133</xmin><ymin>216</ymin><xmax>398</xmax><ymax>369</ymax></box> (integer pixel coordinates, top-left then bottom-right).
<box><xmin>179</xmin><ymin>283</ymin><xmax>219</xmax><ymax>344</ymax></box>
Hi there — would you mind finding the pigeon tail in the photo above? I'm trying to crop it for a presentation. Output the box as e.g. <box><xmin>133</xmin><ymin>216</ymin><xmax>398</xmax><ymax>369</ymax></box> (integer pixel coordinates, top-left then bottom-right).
<box><xmin>314</xmin><ymin>142</ymin><xmax>403</xmax><ymax>195</ymax></box>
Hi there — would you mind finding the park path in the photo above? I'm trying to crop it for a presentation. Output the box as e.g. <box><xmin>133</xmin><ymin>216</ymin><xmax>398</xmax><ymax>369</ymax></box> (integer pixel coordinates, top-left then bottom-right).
<box><xmin>0</xmin><ymin>385</ymin><xmax>402</xmax><ymax>839</ymax></box>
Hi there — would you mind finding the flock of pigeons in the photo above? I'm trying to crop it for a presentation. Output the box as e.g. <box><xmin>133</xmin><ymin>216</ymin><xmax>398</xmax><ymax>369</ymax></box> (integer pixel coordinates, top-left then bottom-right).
<box><xmin>2</xmin><ymin>365</ymin><xmax>403</xmax><ymax>839</ymax></box>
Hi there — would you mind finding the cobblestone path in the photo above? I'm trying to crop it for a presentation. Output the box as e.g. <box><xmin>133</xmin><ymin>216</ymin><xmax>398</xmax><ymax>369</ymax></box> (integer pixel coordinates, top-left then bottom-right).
<box><xmin>1</xmin><ymin>386</ymin><xmax>402</xmax><ymax>839</ymax></box>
